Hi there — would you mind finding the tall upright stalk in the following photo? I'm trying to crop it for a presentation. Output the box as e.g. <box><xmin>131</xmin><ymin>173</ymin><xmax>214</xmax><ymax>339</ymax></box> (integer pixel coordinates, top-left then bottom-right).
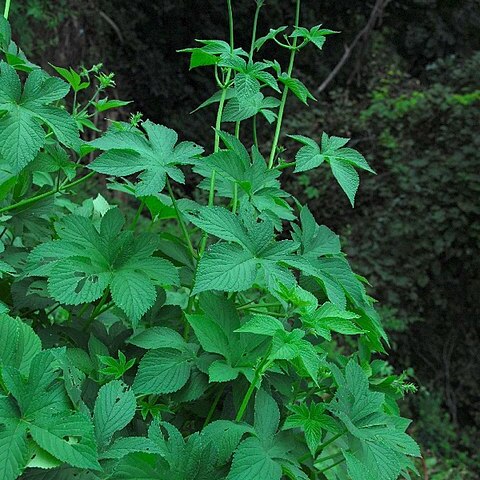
<box><xmin>199</xmin><ymin>0</ymin><xmax>235</xmax><ymax>256</ymax></box>
<box><xmin>268</xmin><ymin>0</ymin><xmax>301</xmax><ymax>169</ymax></box>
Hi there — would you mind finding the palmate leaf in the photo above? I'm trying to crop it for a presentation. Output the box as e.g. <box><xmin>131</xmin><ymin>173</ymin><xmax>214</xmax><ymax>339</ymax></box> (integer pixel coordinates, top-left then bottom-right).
<box><xmin>194</xmin><ymin>131</ymin><xmax>293</xmax><ymax>223</ymax></box>
<box><xmin>0</xmin><ymin>62</ymin><xmax>79</xmax><ymax>173</ymax></box>
<box><xmin>290</xmin><ymin>132</ymin><xmax>375</xmax><ymax>206</ymax></box>
<box><xmin>228</xmin><ymin>391</ymin><xmax>296</xmax><ymax>480</ymax></box>
<box><xmin>328</xmin><ymin>361</ymin><xmax>420</xmax><ymax>480</ymax></box>
<box><xmin>2</xmin><ymin>350</ymin><xmax>70</xmax><ymax>419</ymax></box>
<box><xmin>26</xmin><ymin>209</ymin><xmax>178</xmax><ymax>325</ymax></box>
<box><xmin>29</xmin><ymin>412</ymin><xmax>100</xmax><ymax>470</ymax></box>
<box><xmin>283</xmin><ymin>403</ymin><xmax>338</xmax><ymax>455</ymax></box>
<box><xmin>89</xmin><ymin>120</ymin><xmax>204</xmax><ymax>197</ymax></box>
<box><xmin>191</xmin><ymin>206</ymin><xmax>298</xmax><ymax>295</ymax></box>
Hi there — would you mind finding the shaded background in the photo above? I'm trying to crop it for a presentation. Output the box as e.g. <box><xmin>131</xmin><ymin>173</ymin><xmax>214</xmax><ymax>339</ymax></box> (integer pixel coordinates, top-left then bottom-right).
<box><xmin>10</xmin><ymin>0</ymin><xmax>480</xmax><ymax>477</ymax></box>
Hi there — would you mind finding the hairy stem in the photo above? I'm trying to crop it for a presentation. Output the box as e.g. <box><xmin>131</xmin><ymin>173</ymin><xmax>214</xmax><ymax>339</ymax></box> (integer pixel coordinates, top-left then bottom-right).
<box><xmin>0</xmin><ymin>171</ymin><xmax>95</xmax><ymax>215</ymax></box>
<box><xmin>166</xmin><ymin>178</ymin><xmax>196</xmax><ymax>259</ymax></box>
<box><xmin>267</xmin><ymin>0</ymin><xmax>301</xmax><ymax>169</ymax></box>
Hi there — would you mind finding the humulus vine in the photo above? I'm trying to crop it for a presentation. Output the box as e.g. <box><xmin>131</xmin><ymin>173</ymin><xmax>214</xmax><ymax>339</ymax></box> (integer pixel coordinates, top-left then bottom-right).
<box><xmin>0</xmin><ymin>1</ymin><xmax>419</xmax><ymax>479</ymax></box>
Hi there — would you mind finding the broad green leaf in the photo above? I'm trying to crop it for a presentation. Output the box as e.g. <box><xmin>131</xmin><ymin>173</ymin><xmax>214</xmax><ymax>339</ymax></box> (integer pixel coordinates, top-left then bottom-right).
<box><xmin>133</xmin><ymin>349</ymin><xmax>193</xmax><ymax>395</ymax></box>
<box><xmin>129</xmin><ymin>327</ymin><xmax>186</xmax><ymax>351</ymax></box>
<box><xmin>0</xmin><ymin>314</ymin><xmax>41</xmax><ymax>374</ymax></box>
<box><xmin>27</xmin><ymin>213</ymin><xmax>178</xmax><ymax>325</ymax></box>
<box><xmin>283</xmin><ymin>403</ymin><xmax>338</xmax><ymax>455</ymax></box>
<box><xmin>0</xmin><ymin>62</ymin><xmax>79</xmax><ymax>172</ymax></box>
<box><xmin>89</xmin><ymin>120</ymin><xmax>203</xmax><ymax>196</ymax></box>
<box><xmin>99</xmin><ymin>436</ymin><xmax>162</xmax><ymax>460</ymax></box>
<box><xmin>278</xmin><ymin>74</ymin><xmax>316</xmax><ymax>104</ymax></box>
<box><xmin>187</xmin><ymin>206</ymin><xmax>252</xmax><ymax>248</ymax></box>
<box><xmin>235</xmin><ymin>314</ymin><xmax>284</xmax><ymax>336</ymax></box>
<box><xmin>0</xmin><ymin>423</ymin><xmax>29</xmax><ymax>480</ymax></box>
<box><xmin>94</xmin><ymin>380</ymin><xmax>136</xmax><ymax>449</ymax></box>
<box><xmin>110</xmin><ymin>452</ymin><xmax>167</xmax><ymax>479</ymax></box>
<box><xmin>3</xmin><ymin>350</ymin><xmax>70</xmax><ymax>418</ymax></box>
<box><xmin>111</xmin><ymin>270</ymin><xmax>157</xmax><ymax>325</ymax></box>
<box><xmin>201</xmin><ymin>420</ymin><xmax>252</xmax><ymax>466</ymax></box>
<box><xmin>227</xmin><ymin>437</ymin><xmax>282</xmax><ymax>480</ymax></box>
<box><xmin>29</xmin><ymin>412</ymin><xmax>100</xmax><ymax>470</ymax></box>
<box><xmin>254</xmin><ymin>389</ymin><xmax>280</xmax><ymax>440</ymax></box>
<box><xmin>185</xmin><ymin>314</ymin><xmax>230</xmax><ymax>357</ymax></box>
<box><xmin>192</xmin><ymin>243</ymin><xmax>257</xmax><ymax>294</ymax></box>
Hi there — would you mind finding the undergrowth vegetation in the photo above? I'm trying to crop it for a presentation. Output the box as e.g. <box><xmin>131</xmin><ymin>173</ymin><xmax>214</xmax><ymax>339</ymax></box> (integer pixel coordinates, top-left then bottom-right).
<box><xmin>0</xmin><ymin>1</ymin><xmax>420</xmax><ymax>478</ymax></box>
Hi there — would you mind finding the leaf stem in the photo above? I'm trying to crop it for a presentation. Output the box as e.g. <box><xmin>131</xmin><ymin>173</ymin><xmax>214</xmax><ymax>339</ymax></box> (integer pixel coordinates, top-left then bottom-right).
<box><xmin>130</xmin><ymin>200</ymin><xmax>145</xmax><ymax>230</ymax></box>
<box><xmin>249</xmin><ymin>0</ymin><xmax>263</xmax><ymax>62</ymax></box>
<box><xmin>166</xmin><ymin>178</ymin><xmax>196</xmax><ymax>260</ymax></box>
<box><xmin>317</xmin><ymin>429</ymin><xmax>346</xmax><ymax>452</ymax></box>
<box><xmin>0</xmin><ymin>171</ymin><xmax>95</xmax><ymax>215</ymax></box>
<box><xmin>203</xmin><ymin>385</ymin><xmax>225</xmax><ymax>428</ymax></box>
<box><xmin>316</xmin><ymin>455</ymin><xmax>345</xmax><ymax>474</ymax></box>
<box><xmin>3</xmin><ymin>0</ymin><xmax>11</xmax><ymax>19</ymax></box>
<box><xmin>267</xmin><ymin>0</ymin><xmax>301</xmax><ymax>169</ymax></box>
<box><xmin>235</xmin><ymin>352</ymin><xmax>271</xmax><ymax>422</ymax></box>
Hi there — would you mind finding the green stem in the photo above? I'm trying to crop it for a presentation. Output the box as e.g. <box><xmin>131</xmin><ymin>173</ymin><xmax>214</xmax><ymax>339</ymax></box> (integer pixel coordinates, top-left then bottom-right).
<box><xmin>199</xmin><ymin>0</ymin><xmax>235</xmax><ymax>256</ymax></box>
<box><xmin>252</xmin><ymin>115</ymin><xmax>258</xmax><ymax>147</ymax></box>
<box><xmin>166</xmin><ymin>178</ymin><xmax>196</xmax><ymax>259</ymax></box>
<box><xmin>130</xmin><ymin>200</ymin><xmax>145</xmax><ymax>230</ymax></box>
<box><xmin>249</xmin><ymin>0</ymin><xmax>263</xmax><ymax>62</ymax></box>
<box><xmin>203</xmin><ymin>386</ymin><xmax>225</xmax><ymax>428</ymax></box>
<box><xmin>3</xmin><ymin>0</ymin><xmax>11</xmax><ymax>19</ymax></box>
<box><xmin>247</xmin><ymin>308</ymin><xmax>284</xmax><ymax>317</ymax></box>
<box><xmin>235</xmin><ymin>355</ymin><xmax>271</xmax><ymax>422</ymax></box>
<box><xmin>315</xmin><ymin>452</ymin><xmax>342</xmax><ymax>465</ymax></box>
<box><xmin>267</xmin><ymin>0</ymin><xmax>301</xmax><ymax>169</ymax></box>
<box><xmin>235</xmin><ymin>120</ymin><xmax>240</xmax><ymax>138</ymax></box>
<box><xmin>317</xmin><ymin>430</ymin><xmax>346</xmax><ymax>452</ymax></box>
<box><xmin>232</xmin><ymin>182</ymin><xmax>238</xmax><ymax>214</ymax></box>
<box><xmin>0</xmin><ymin>171</ymin><xmax>95</xmax><ymax>215</ymax></box>
<box><xmin>316</xmin><ymin>456</ymin><xmax>345</xmax><ymax>474</ymax></box>
<box><xmin>83</xmin><ymin>288</ymin><xmax>109</xmax><ymax>332</ymax></box>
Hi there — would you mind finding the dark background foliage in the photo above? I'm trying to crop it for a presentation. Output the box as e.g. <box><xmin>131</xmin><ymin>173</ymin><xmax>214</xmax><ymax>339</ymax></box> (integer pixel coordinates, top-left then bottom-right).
<box><xmin>10</xmin><ymin>0</ymin><xmax>480</xmax><ymax>477</ymax></box>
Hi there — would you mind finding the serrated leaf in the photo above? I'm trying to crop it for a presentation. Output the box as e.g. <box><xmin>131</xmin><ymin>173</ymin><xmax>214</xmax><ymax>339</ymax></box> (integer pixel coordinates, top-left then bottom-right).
<box><xmin>133</xmin><ymin>349</ymin><xmax>193</xmax><ymax>395</ymax></box>
<box><xmin>227</xmin><ymin>437</ymin><xmax>282</xmax><ymax>480</ymax></box>
<box><xmin>129</xmin><ymin>327</ymin><xmax>186</xmax><ymax>350</ymax></box>
<box><xmin>279</xmin><ymin>74</ymin><xmax>316</xmax><ymax>104</ymax></box>
<box><xmin>94</xmin><ymin>380</ymin><xmax>136</xmax><ymax>449</ymax></box>
<box><xmin>89</xmin><ymin>120</ymin><xmax>203</xmax><ymax>197</ymax></box>
<box><xmin>192</xmin><ymin>243</ymin><xmax>257</xmax><ymax>294</ymax></box>
<box><xmin>0</xmin><ymin>62</ymin><xmax>79</xmax><ymax>172</ymax></box>
<box><xmin>0</xmin><ymin>423</ymin><xmax>29</xmax><ymax>480</ymax></box>
<box><xmin>235</xmin><ymin>314</ymin><xmax>284</xmax><ymax>336</ymax></box>
<box><xmin>201</xmin><ymin>420</ymin><xmax>252</xmax><ymax>466</ymax></box>
<box><xmin>111</xmin><ymin>270</ymin><xmax>157</xmax><ymax>326</ymax></box>
<box><xmin>0</xmin><ymin>314</ymin><xmax>41</xmax><ymax>374</ymax></box>
<box><xmin>29</xmin><ymin>412</ymin><xmax>100</xmax><ymax>470</ymax></box>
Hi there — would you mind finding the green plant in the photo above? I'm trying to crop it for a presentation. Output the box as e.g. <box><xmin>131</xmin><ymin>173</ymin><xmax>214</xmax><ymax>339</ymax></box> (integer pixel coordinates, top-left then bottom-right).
<box><xmin>0</xmin><ymin>1</ymin><xmax>419</xmax><ymax>479</ymax></box>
